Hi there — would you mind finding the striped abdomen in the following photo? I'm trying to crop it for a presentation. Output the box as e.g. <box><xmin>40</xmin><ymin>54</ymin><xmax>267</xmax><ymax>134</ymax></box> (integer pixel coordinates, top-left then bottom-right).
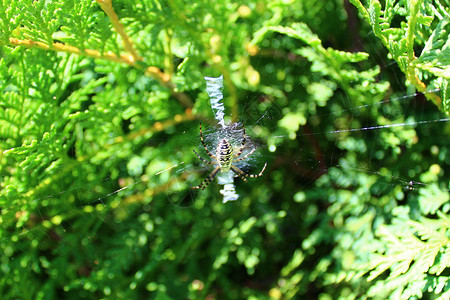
<box><xmin>216</xmin><ymin>139</ymin><xmax>233</xmax><ymax>172</ymax></box>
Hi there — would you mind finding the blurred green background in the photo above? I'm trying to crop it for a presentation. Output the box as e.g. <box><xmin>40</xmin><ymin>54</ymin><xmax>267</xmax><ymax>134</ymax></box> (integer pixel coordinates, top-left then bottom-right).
<box><xmin>0</xmin><ymin>0</ymin><xmax>449</xmax><ymax>299</ymax></box>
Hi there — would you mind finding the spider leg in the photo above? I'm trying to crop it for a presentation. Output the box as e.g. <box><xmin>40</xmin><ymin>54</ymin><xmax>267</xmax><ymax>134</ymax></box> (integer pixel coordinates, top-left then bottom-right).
<box><xmin>193</xmin><ymin>149</ymin><xmax>217</xmax><ymax>165</ymax></box>
<box><xmin>231</xmin><ymin>163</ymin><xmax>267</xmax><ymax>182</ymax></box>
<box><xmin>234</xmin><ymin>123</ymin><xmax>247</xmax><ymax>158</ymax></box>
<box><xmin>231</xmin><ymin>165</ymin><xmax>248</xmax><ymax>182</ymax></box>
<box><xmin>199</xmin><ymin>122</ymin><xmax>216</xmax><ymax>159</ymax></box>
<box><xmin>250</xmin><ymin>163</ymin><xmax>267</xmax><ymax>178</ymax></box>
<box><xmin>234</xmin><ymin>148</ymin><xmax>256</xmax><ymax>162</ymax></box>
<box><xmin>191</xmin><ymin>165</ymin><xmax>221</xmax><ymax>190</ymax></box>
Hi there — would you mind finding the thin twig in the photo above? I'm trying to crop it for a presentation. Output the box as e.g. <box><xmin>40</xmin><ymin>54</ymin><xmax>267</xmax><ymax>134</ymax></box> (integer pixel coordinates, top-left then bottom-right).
<box><xmin>95</xmin><ymin>0</ymin><xmax>141</xmax><ymax>63</ymax></box>
<box><xmin>7</xmin><ymin>37</ymin><xmax>194</xmax><ymax>108</ymax></box>
<box><xmin>8</xmin><ymin>37</ymin><xmax>133</xmax><ymax>64</ymax></box>
<box><xmin>110</xmin><ymin>109</ymin><xmax>195</xmax><ymax>146</ymax></box>
<box><xmin>95</xmin><ymin>0</ymin><xmax>193</xmax><ymax>108</ymax></box>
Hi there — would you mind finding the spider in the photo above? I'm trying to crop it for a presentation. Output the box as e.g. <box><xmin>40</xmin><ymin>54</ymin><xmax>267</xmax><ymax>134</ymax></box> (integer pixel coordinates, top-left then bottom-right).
<box><xmin>191</xmin><ymin>122</ymin><xmax>267</xmax><ymax>190</ymax></box>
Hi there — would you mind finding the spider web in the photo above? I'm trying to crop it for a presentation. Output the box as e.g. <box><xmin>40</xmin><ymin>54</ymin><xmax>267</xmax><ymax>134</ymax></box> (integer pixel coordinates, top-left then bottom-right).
<box><xmin>3</xmin><ymin>76</ymin><xmax>447</xmax><ymax>241</ymax></box>
<box><xmin>1</xmin><ymin>49</ymin><xmax>448</xmax><ymax>218</ymax></box>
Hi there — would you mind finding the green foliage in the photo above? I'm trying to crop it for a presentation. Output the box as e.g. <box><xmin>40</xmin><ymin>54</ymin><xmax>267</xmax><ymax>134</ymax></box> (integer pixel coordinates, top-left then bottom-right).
<box><xmin>350</xmin><ymin>0</ymin><xmax>450</xmax><ymax>114</ymax></box>
<box><xmin>0</xmin><ymin>0</ymin><xmax>449</xmax><ymax>299</ymax></box>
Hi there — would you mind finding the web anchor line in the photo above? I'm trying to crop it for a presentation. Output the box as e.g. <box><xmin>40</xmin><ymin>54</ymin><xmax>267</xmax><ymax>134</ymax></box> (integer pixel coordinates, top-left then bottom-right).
<box><xmin>299</xmin><ymin>118</ymin><xmax>450</xmax><ymax>137</ymax></box>
<box><xmin>204</xmin><ymin>75</ymin><xmax>239</xmax><ymax>203</ymax></box>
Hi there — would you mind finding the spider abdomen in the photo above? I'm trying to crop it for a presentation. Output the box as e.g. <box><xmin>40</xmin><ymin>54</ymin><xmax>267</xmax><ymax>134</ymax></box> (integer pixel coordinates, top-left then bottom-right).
<box><xmin>216</xmin><ymin>139</ymin><xmax>233</xmax><ymax>172</ymax></box>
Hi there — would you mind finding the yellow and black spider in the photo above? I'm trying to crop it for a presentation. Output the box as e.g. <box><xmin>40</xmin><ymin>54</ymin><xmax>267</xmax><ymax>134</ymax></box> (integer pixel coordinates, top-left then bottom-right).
<box><xmin>191</xmin><ymin>122</ymin><xmax>267</xmax><ymax>190</ymax></box>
